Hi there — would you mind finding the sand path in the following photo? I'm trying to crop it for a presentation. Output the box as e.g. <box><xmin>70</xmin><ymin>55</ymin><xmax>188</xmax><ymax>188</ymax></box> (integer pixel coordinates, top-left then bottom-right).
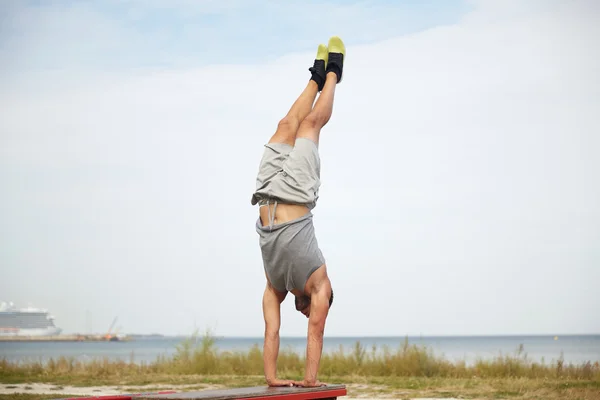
<box><xmin>0</xmin><ymin>383</ymin><xmax>460</xmax><ymax>399</ymax></box>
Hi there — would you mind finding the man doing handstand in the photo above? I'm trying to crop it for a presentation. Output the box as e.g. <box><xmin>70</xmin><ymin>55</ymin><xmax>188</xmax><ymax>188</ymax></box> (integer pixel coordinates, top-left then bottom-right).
<box><xmin>251</xmin><ymin>36</ymin><xmax>346</xmax><ymax>388</ymax></box>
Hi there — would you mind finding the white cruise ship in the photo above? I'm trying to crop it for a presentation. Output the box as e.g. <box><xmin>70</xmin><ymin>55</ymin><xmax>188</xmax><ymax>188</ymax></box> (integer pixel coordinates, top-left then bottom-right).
<box><xmin>0</xmin><ymin>301</ymin><xmax>62</xmax><ymax>336</ymax></box>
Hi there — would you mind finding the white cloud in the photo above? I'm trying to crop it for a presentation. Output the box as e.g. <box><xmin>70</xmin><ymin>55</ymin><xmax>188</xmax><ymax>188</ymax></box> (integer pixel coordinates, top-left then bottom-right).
<box><xmin>1</xmin><ymin>0</ymin><xmax>599</xmax><ymax>337</ymax></box>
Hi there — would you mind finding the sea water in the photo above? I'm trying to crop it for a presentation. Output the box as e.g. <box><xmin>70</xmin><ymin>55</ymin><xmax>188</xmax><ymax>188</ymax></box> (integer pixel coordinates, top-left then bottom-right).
<box><xmin>1</xmin><ymin>335</ymin><xmax>598</xmax><ymax>366</ymax></box>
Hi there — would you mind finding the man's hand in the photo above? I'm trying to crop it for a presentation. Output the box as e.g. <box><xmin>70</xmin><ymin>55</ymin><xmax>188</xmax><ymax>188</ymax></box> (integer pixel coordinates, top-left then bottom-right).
<box><xmin>266</xmin><ymin>378</ymin><xmax>295</xmax><ymax>387</ymax></box>
<box><xmin>292</xmin><ymin>380</ymin><xmax>327</xmax><ymax>387</ymax></box>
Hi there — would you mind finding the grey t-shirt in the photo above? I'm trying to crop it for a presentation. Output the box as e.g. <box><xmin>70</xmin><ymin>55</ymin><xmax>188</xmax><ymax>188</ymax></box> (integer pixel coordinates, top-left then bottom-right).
<box><xmin>256</xmin><ymin>212</ymin><xmax>326</xmax><ymax>293</ymax></box>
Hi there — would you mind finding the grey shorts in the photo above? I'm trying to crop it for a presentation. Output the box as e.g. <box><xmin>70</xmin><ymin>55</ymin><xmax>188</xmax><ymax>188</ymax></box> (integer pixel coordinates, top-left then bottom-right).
<box><xmin>250</xmin><ymin>138</ymin><xmax>321</xmax><ymax>210</ymax></box>
<box><xmin>252</xmin><ymin>138</ymin><xmax>325</xmax><ymax>293</ymax></box>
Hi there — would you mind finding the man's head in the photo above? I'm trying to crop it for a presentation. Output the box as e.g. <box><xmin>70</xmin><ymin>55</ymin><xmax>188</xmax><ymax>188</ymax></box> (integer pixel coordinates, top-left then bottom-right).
<box><xmin>295</xmin><ymin>289</ymin><xmax>334</xmax><ymax>318</ymax></box>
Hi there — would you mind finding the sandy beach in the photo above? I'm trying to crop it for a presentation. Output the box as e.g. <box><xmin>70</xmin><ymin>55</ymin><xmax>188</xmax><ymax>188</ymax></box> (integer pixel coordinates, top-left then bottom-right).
<box><xmin>0</xmin><ymin>383</ymin><xmax>461</xmax><ymax>400</ymax></box>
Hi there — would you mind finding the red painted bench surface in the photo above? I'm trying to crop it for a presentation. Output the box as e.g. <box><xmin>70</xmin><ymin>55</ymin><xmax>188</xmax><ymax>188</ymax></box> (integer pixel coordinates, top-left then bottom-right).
<box><xmin>139</xmin><ymin>385</ymin><xmax>347</xmax><ymax>400</ymax></box>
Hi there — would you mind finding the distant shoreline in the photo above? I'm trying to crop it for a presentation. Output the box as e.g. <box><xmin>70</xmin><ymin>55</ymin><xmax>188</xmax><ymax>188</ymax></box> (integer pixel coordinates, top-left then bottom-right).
<box><xmin>13</xmin><ymin>332</ymin><xmax>596</xmax><ymax>339</ymax></box>
<box><xmin>0</xmin><ymin>334</ymin><xmax>130</xmax><ymax>342</ymax></box>
<box><xmin>3</xmin><ymin>332</ymin><xmax>599</xmax><ymax>344</ymax></box>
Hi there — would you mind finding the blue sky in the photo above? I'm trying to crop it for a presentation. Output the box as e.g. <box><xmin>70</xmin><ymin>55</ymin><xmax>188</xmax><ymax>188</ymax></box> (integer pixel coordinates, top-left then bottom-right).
<box><xmin>1</xmin><ymin>0</ymin><xmax>599</xmax><ymax>338</ymax></box>
<box><xmin>1</xmin><ymin>0</ymin><xmax>470</xmax><ymax>73</ymax></box>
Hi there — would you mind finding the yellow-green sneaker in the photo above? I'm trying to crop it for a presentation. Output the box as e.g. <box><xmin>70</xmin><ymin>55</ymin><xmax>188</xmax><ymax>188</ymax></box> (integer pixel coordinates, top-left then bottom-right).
<box><xmin>326</xmin><ymin>36</ymin><xmax>346</xmax><ymax>83</ymax></box>
<box><xmin>316</xmin><ymin>43</ymin><xmax>328</xmax><ymax>67</ymax></box>
<box><xmin>309</xmin><ymin>43</ymin><xmax>329</xmax><ymax>91</ymax></box>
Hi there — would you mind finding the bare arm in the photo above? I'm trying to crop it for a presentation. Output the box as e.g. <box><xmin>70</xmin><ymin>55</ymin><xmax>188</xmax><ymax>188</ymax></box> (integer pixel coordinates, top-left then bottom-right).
<box><xmin>303</xmin><ymin>285</ymin><xmax>331</xmax><ymax>385</ymax></box>
<box><xmin>262</xmin><ymin>284</ymin><xmax>292</xmax><ymax>386</ymax></box>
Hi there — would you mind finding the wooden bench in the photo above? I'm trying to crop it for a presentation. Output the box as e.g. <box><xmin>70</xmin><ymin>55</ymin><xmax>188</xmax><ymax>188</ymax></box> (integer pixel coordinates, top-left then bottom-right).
<box><xmin>140</xmin><ymin>385</ymin><xmax>347</xmax><ymax>400</ymax></box>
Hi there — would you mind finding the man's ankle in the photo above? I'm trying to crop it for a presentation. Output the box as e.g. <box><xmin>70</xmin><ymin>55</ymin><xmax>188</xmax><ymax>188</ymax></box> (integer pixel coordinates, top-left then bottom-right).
<box><xmin>325</xmin><ymin>66</ymin><xmax>341</xmax><ymax>83</ymax></box>
<box><xmin>325</xmin><ymin>54</ymin><xmax>343</xmax><ymax>83</ymax></box>
<box><xmin>309</xmin><ymin>60</ymin><xmax>326</xmax><ymax>91</ymax></box>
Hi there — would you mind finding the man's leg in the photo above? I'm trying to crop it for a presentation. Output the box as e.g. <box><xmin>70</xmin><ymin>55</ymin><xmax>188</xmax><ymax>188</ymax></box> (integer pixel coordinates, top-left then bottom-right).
<box><xmin>268</xmin><ymin>44</ymin><xmax>329</xmax><ymax>146</ymax></box>
<box><xmin>296</xmin><ymin>37</ymin><xmax>345</xmax><ymax>146</ymax></box>
<box><xmin>295</xmin><ymin>74</ymin><xmax>336</xmax><ymax>146</ymax></box>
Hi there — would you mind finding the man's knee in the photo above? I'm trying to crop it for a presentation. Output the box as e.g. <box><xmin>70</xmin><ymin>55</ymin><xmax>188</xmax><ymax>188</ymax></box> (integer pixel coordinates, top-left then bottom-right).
<box><xmin>269</xmin><ymin>116</ymin><xmax>299</xmax><ymax>145</ymax></box>
<box><xmin>276</xmin><ymin>116</ymin><xmax>299</xmax><ymax>136</ymax></box>
<box><xmin>300</xmin><ymin>112</ymin><xmax>330</xmax><ymax>131</ymax></box>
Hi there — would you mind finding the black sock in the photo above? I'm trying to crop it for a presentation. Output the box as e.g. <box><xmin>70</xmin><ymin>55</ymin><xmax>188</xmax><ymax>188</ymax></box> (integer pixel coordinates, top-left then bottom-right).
<box><xmin>326</xmin><ymin>52</ymin><xmax>344</xmax><ymax>83</ymax></box>
<box><xmin>309</xmin><ymin>59</ymin><xmax>326</xmax><ymax>91</ymax></box>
